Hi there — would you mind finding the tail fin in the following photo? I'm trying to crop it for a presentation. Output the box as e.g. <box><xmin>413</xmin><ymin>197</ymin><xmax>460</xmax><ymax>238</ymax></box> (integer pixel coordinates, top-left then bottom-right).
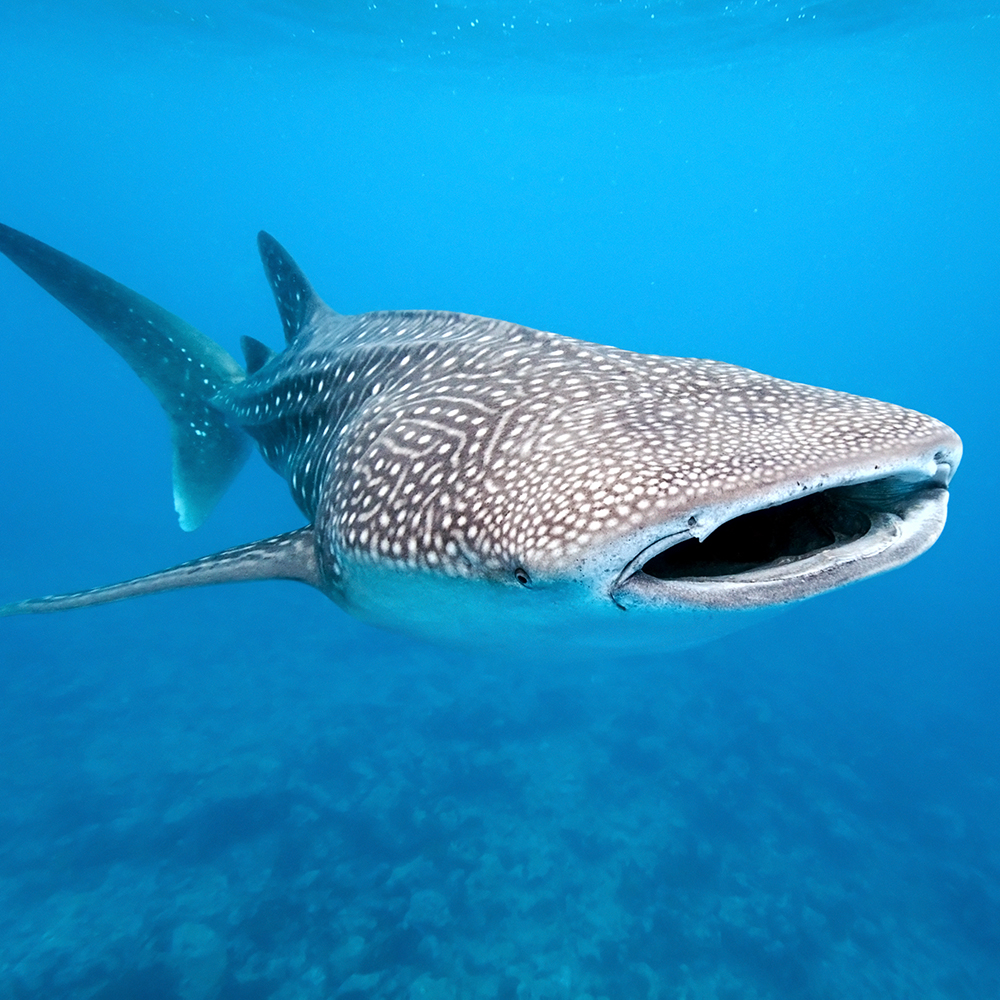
<box><xmin>0</xmin><ymin>223</ymin><xmax>250</xmax><ymax>530</ymax></box>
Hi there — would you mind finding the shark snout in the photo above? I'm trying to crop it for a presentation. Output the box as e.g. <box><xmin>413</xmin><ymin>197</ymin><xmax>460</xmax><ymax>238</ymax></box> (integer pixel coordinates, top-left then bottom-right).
<box><xmin>609</xmin><ymin>427</ymin><xmax>961</xmax><ymax>613</ymax></box>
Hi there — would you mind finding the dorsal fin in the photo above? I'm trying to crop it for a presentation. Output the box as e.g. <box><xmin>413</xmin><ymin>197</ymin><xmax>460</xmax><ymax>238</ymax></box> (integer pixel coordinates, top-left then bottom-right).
<box><xmin>257</xmin><ymin>232</ymin><xmax>332</xmax><ymax>343</ymax></box>
<box><xmin>0</xmin><ymin>222</ymin><xmax>251</xmax><ymax>532</ymax></box>
<box><xmin>0</xmin><ymin>528</ymin><xmax>321</xmax><ymax>616</ymax></box>
<box><xmin>240</xmin><ymin>335</ymin><xmax>276</xmax><ymax>375</ymax></box>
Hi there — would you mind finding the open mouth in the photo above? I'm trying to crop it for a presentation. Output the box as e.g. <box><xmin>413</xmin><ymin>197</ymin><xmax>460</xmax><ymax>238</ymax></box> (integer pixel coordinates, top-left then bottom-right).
<box><xmin>643</xmin><ymin>478</ymin><xmax>939</xmax><ymax>580</ymax></box>
<box><xmin>614</xmin><ymin>474</ymin><xmax>952</xmax><ymax>610</ymax></box>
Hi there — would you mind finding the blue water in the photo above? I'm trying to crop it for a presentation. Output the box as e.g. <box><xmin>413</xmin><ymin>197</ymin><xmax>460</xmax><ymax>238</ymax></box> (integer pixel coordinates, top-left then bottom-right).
<box><xmin>1</xmin><ymin>2</ymin><xmax>998</xmax><ymax>997</ymax></box>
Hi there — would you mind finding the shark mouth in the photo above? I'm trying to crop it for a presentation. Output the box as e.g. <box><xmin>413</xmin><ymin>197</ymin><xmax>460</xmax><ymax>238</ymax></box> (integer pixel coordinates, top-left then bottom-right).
<box><xmin>614</xmin><ymin>471</ymin><xmax>954</xmax><ymax>611</ymax></box>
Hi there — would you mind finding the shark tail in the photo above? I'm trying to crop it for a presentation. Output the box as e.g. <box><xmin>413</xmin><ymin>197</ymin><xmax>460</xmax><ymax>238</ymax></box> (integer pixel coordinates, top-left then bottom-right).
<box><xmin>0</xmin><ymin>528</ymin><xmax>320</xmax><ymax>617</ymax></box>
<box><xmin>0</xmin><ymin>223</ymin><xmax>251</xmax><ymax>531</ymax></box>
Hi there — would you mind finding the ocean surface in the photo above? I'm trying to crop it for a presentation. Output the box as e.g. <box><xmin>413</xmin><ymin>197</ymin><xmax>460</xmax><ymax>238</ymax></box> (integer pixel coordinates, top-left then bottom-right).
<box><xmin>1</xmin><ymin>2</ymin><xmax>998</xmax><ymax>998</ymax></box>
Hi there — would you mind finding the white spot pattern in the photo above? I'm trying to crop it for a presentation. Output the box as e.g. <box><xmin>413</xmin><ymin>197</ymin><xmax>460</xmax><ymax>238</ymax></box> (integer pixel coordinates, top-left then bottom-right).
<box><xmin>219</xmin><ymin>308</ymin><xmax>951</xmax><ymax>581</ymax></box>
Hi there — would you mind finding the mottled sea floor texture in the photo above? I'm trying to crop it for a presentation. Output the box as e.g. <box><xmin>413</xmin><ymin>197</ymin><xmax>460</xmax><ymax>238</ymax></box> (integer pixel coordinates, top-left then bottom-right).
<box><xmin>1</xmin><ymin>2</ymin><xmax>997</xmax><ymax>998</ymax></box>
<box><xmin>1</xmin><ymin>589</ymin><xmax>997</xmax><ymax>1000</ymax></box>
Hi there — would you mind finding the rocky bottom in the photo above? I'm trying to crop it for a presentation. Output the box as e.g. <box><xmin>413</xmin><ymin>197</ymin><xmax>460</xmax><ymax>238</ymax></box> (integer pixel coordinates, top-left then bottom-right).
<box><xmin>0</xmin><ymin>598</ymin><xmax>997</xmax><ymax>1000</ymax></box>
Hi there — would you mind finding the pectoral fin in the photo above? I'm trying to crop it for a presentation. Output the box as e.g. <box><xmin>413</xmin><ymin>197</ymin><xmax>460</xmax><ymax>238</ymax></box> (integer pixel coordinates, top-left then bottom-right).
<box><xmin>0</xmin><ymin>528</ymin><xmax>320</xmax><ymax>616</ymax></box>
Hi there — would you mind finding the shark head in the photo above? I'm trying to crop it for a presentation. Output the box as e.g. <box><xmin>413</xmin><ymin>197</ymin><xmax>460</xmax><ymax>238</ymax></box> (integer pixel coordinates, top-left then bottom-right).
<box><xmin>0</xmin><ymin>223</ymin><xmax>961</xmax><ymax>656</ymax></box>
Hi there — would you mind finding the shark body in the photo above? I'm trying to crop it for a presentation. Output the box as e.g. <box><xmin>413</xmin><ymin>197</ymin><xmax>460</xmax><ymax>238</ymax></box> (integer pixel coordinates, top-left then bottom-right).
<box><xmin>0</xmin><ymin>223</ymin><xmax>961</xmax><ymax>654</ymax></box>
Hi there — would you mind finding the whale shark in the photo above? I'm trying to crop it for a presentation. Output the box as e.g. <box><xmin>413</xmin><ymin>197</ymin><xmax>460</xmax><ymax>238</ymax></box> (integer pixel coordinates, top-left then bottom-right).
<box><xmin>0</xmin><ymin>222</ymin><xmax>961</xmax><ymax>655</ymax></box>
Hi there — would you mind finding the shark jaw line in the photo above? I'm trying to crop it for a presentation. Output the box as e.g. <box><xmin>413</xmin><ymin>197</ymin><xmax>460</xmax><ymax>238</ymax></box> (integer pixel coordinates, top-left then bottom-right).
<box><xmin>611</xmin><ymin>451</ymin><xmax>957</xmax><ymax>612</ymax></box>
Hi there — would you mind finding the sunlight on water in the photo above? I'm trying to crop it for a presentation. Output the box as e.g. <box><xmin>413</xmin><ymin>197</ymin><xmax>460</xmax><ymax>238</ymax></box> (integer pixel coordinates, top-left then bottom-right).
<box><xmin>82</xmin><ymin>0</ymin><xmax>998</xmax><ymax>72</ymax></box>
<box><xmin>0</xmin><ymin>1</ymin><xmax>997</xmax><ymax>998</ymax></box>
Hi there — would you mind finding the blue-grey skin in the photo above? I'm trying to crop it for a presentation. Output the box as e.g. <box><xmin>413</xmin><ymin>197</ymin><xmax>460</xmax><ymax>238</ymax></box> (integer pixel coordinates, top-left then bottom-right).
<box><xmin>0</xmin><ymin>223</ymin><xmax>961</xmax><ymax>655</ymax></box>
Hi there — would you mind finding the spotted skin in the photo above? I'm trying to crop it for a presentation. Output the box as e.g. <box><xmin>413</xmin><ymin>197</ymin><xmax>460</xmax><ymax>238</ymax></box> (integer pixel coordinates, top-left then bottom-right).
<box><xmin>0</xmin><ymin>224</ymin><xmax>961</xmax><ymax>654</ymax></box>
<box><xmin>221</xmin><ymin>306</ymin><xmax>953</xmax><ymax>587</ymax></box>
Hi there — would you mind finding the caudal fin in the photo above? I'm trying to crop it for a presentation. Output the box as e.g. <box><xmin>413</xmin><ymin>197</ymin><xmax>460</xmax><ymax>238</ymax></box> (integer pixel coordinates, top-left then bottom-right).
<box><xmin>0</xmin><ymin>223</ymin><xmax>250</xmax><ymax>530</ymax></box>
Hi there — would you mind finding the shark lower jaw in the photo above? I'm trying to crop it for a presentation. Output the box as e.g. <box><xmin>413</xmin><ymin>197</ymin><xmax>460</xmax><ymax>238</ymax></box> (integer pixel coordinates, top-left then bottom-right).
<box><xmin>612</xmin><ymin>471</ymin><xmax>954</xmax><ymax>612</ymax></box>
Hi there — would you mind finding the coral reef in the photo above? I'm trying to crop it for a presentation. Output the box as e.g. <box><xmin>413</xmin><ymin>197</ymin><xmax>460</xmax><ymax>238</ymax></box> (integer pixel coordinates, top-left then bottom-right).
<box><xmin>0</xmin><ymin>600</ymin><xmax>997</xmax><ymax>999</ymax></box>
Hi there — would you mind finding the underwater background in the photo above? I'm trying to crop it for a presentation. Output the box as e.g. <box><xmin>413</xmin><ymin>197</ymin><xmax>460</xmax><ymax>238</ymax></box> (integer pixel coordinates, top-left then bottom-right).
<box><xmin>1</xmin><ymin>2</ymin><xmax>998</xmax><ymax>998</ymax></box>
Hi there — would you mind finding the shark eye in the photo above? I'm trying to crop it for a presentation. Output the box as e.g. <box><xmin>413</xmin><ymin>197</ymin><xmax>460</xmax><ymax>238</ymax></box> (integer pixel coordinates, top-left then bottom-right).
<box><xmin>514</xmin><ymin>568</ymin><xmax>531</xmax><ymax>586</ymax></box>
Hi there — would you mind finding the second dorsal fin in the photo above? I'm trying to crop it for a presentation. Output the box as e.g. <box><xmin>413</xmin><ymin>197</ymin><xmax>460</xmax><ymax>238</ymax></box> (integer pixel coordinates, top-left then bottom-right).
<box><xmin>240</xmin><ymin>335</ymin><xmax>276</xmax><ymax>375</ymax></box>
<box><xmin>257</xmin><ymin>231</ymin><xmax>332</xmax><ymax>343</ymax></box>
